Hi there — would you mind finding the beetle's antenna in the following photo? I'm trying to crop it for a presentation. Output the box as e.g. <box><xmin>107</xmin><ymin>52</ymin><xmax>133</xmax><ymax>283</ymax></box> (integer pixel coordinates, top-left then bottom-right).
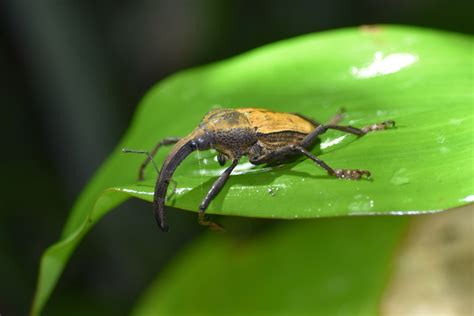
<box><xmin>122</xmin><ymin>148</ymin><xmax>160</xmax><ymax>175</ymax></box>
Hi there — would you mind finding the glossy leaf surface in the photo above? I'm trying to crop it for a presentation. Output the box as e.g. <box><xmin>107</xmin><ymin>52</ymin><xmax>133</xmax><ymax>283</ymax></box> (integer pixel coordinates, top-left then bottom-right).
<box><xmin>31</xmin><ymin>26</ymin><xmax>473</xmax><ymax>315</ymax></box>
<box><xmin>118</xmin><ymin>26</ymin><xmax>473</xmax><ymax>219</ymax></box>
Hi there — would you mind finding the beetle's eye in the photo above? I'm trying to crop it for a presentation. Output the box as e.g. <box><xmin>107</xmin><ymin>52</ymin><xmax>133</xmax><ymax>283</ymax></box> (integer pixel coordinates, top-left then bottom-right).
<box><xmin>189</xmin><ymin>141</ymin><xmax>198</xmax><ymax>150</ymax></box>
<box><xmin>195</xmin><ymin>136</ymin><xmax>211</xmax><ymax>150</ymax></box>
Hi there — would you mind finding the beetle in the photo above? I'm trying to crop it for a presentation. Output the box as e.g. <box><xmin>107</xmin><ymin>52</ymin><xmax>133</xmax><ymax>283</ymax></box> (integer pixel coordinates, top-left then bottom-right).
<box><xmin>133</xmin><ymin>108</ymin><xmax>394</xmax><ymax>232</ymax></box>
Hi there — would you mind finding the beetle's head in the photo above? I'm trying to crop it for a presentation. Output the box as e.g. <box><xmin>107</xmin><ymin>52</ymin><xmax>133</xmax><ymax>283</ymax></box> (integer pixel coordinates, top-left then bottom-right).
<box><xmin>153</xmin><ymin>109</ymin><xmax>247</xmax><ymax>231</ymax></box>
<box><xmin>192</xmin><ymin>127</ymin><xmax>212</xmax><ymax>150</ymax></box>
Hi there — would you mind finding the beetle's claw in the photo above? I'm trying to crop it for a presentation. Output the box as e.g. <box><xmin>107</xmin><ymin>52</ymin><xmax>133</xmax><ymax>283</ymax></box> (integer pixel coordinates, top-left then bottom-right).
<box><xmin>362</xmin><ymin>120</ymin><xmax>396</xmax><ymax>133</ymax></box>
<box><xmin>201</xmin><ymin>220</ymin><xmax>226</xmax><ymax>232</ymax></box>
<box><xmin>334</xmin><ymin>169</ymin><xmax>371</xmax><ymax>180</ymax></box>
<box><xmin>385</xmin><ymin>120</ymin><xmax>396</xmax><ymax>128</ymax></box>
<box><xmin>198</xmin><ymin>213</ymin><xmax>226</xmax><ymax>232</ymax></box>
<box><xmin>208</xmin><ymin>222</ymin><xmax>226</xmax><ymax>232</ymax></box>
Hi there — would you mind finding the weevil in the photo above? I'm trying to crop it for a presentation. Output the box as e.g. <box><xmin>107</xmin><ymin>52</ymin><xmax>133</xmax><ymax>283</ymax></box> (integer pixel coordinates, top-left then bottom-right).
<box><xmin>134</xmin><ymin>108</ymin><xmax>394</xmax><ymax>232</ymax></box>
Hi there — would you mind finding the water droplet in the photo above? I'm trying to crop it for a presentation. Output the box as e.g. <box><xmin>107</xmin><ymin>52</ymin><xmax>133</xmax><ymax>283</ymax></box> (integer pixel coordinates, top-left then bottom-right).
<box><xmin>267</xmin><ymin>187</ymin><xmax>279</xmax><ymax>196</ymax></box>
<box><xmin>439</xmin><ymin>146</ymin><xmax>450</xmax><ymax>154</ymax></box>
<box><xmin>462</xmin><ymin>195</ymin><xmax>474</xmax><ymax>202</ymax></box>
<box><xmin>174</xmin><ymin>187</ymin><xmax>192</xmax><ymax>195</ymax></box>
<box><xmin>351</xmin><ymin>52</ymin><xmax>418</xmax><ymax>79</ymax></box>
<box><xmin>390</xmin><ymin>168</ymin><xmax>411</xmax><ymax>185</ymax></box>
<box><xmin>117</xmin><ymin>188</ymin><xmax>153</xmax><ymax>196</ymax></box>
<box><xmin>320</xmin><ymin>135</ymin><xmax>347</xmax><ymax>150</ymax></box>
<box><xmin>449</xmin><ymin>118</ymin><xmax>464</xmax><ymax>125</ymax></box>
<box><xmin>348</xmin><ymin>194</ymin><xmax>374</xmax><ymax>213</ymax></box>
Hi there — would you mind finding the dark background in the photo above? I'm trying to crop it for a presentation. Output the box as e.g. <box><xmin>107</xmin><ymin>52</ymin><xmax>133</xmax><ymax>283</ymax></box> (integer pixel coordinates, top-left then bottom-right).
<box><xmin>0</xmin><ymin>1</ymin><xmax>472</xmax><ymax>315</ymax></box>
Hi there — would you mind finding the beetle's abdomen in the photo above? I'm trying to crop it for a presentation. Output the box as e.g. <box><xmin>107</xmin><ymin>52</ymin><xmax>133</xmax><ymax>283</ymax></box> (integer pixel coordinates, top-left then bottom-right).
<box><xmin>237</xmin><ymin>108</ymin><xmax>316</xmax><ymax>134</ymax></box>
<box><xmin>257</xmin><ymin>130</ymin><xmax>307</xmax><ymax>149</ymax></box>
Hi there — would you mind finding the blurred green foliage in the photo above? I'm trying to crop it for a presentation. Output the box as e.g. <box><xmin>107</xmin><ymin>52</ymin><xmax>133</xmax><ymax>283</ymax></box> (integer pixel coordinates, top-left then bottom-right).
<box><xmin>132</xmin><ymin>216</ymin><xmax>409</xmax><ymax>316</ymax></box>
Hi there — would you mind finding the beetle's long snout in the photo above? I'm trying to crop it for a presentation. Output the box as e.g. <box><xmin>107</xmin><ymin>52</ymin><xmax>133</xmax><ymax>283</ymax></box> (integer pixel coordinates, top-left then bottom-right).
<box><xmin>154</xmin><ymin>130</ymin><xmax>203</xmax><ymax>231</ymax></box>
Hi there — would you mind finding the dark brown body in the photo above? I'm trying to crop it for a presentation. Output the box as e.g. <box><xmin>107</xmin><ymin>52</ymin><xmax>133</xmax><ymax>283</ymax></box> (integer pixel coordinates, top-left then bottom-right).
<box><xmin>137</xmin><ymin>108</ymin><xmax>394</xmax><ymax>231</ymax></box>
<box><xmin>202</xmin><ymin>108</ymin><xmax>316</xmax><ymax>165</ymax></box>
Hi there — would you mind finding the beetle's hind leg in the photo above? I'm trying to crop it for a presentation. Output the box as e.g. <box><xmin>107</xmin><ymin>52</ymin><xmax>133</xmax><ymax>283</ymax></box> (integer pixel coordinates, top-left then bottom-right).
<box><xmin>250</xmin><ymin>143</ymin><xmax>370</xmax><ymax>180</ymax></box>
<box><xmin>301</xmin><ymin>119</ymin><xmax>395</xmax><ymax>148</ymax></box>
<box><xmin>292</xmin><ymin>145</ymin><xmax>370</xmax><ymax>180</ymax></box>
<box><xmin>361</xmin><ymin>120</ymin><xmax>396</xmax><ymax>133</ymax></box>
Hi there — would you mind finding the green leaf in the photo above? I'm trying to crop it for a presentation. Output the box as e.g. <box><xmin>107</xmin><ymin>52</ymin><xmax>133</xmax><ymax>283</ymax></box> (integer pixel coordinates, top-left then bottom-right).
<box><xmin>31</xmin><ymin>25</ymin><xmax>473</xmax><ymax>315</ymax></box>
<box><xmin>131</xmin><ymin>216</ymin><xmax>409</xmax><ymax>316</ymax></box>
<box><xmin>116</xmin><ymin>25</ymin><xmax>473</xmax><ymax>219</ymax></box>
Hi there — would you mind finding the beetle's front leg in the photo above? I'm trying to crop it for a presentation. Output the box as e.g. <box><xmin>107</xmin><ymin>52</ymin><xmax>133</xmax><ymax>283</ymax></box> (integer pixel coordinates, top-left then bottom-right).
<box><xmin>198</xmin><ymin>158</ymin><xmax>240</xmax><ymax>231</ymax></box>
<box><xmin>138</xmin><ymin>137</ymin><xmax>181</xmax><ymax>180</ymax></box>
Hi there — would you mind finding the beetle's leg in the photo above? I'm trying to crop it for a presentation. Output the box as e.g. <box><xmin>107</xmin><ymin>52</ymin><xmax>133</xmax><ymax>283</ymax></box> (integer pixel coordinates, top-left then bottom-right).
<box><xmin>293</xmin><ymin>145</ymin><xmax>370</xmax><ymax>180</ymax></box>
<box><xmin>301</xmin><ymin>120</ymin><xmax>394</xmax><ymax>148</ymax></box>
<box><xmin>198</xmin><ymin>158</ymin><xmax>240</xmax><ymax>231</ymax></box>
<box><xmin>138</xmin><ymin>137</ymin><xmax>181</xmax><ymax>180</ymax></box>
<box><xmin>122</xmin><ymin>148</ymin><xmax>179</xmax><ymax>200</ymax></box>
<box><xmin>248</xmin><ymin>142</ymin><xmax>294</xmax><ymax>165</ymax></box>
<box><xmin>122</xmin><ymin>148</ymin><xmax>161</xmax><ymax>176</ymax></box>
<box><xmin>361</xmin><ymin>120</ymin><xmax>396</xmax><ymax>133</ymax></box>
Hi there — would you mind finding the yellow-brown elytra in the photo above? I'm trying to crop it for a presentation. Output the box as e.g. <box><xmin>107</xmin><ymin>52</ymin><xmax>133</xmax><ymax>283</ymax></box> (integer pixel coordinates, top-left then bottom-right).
<box><xmin>127</xmin><ymin>108</ymin><xmax>395</xmax><ymax>232</ymax></box>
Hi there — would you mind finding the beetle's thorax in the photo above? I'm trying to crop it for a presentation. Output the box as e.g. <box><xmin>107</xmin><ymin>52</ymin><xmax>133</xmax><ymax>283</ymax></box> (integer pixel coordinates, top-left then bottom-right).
<box><xmin>198</xmin><ymin>109</ymin><xmax>257</xmax><ymax>159</ymax></box>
